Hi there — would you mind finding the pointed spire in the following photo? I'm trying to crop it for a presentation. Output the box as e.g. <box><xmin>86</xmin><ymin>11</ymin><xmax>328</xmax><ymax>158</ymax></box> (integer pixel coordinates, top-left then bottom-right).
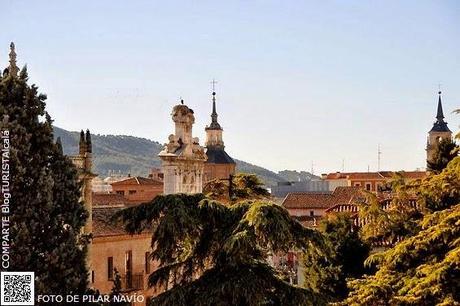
<box><xmin>436</xmin><ymin>91</ymin><xmax>444</xmax><ymax>121</ymax></box>
<box><xmin>85</xmin><ymin>129</ymin><xmax>92</xmax><ymax>153</ymax></box>
<box><xmin>207</xmin><ymin>91</ymin><xmax>222</xmax><ymax>130</ymax></box>
<box><xmin>8</xmin><ymin>42</ymin><xmax>19</xmax><ymax>77</ymax></box>
<box><xmin>211</xmin><ymin>91</ymin><xmax>218</xmax><ymax>122</ymax></box>
<box><xmin>429</xmin><ymin>91</ymin><xmax>451</xmax><ymax>133</ymax></box>
<box><xmin>79</xmin><ymin>130</ymin><xmax>87</xmax><ymax>154</ymax></box>
<box><xmin>79</xmin><ymin>130</ymin><xmax>85</xmax><ymax>142</ymax></box>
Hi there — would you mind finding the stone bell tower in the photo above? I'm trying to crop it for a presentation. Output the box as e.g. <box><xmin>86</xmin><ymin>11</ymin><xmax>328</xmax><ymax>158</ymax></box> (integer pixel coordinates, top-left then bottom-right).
<box><xmin>203</xmin><ymin>90</ymin><xmax>235</xmax><ymax>182</ymax></box>
<box><xmin>159</xmin><ymin>100</ymin><xmax>207</xmax><ymax>194</ymax></box>
<box><xmin>426</xmin><ymin>91</ymin><xmax>452</xmax><ymax>165</ymax></box>
<box><xmin>70</xmin><ymin>130</ymin><xmax>95</xmax><ymax>277</ymax></box>
<box><xmin>205</xmin><ymin>91</ymin><xmax>224</xmax><ymax>148</ymax></box>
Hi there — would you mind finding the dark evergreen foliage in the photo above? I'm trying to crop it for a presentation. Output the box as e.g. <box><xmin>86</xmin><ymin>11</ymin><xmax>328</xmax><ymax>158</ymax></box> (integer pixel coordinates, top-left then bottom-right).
<box><xmin>358</xmin><ymin>173</ymin><xmax>423</xmax><ymax>245</ymax></box>
<box><xmin>427</xmin><ymin>138</ymin><xmax>459</xmax><ymax>174</ymax></box>
<box><xmin>342</xmin><ymin>157</ymin><xmax>460</xmax><ymax>305</ymax></box>
<box><xmin>203</xmin><ymin>173</ymin><xmax>270</xmax><ymax>203</ymax></box>
<box><xmin>0</xmin><ymin>66</ymin><xmax>89</xmax><ymax>299</ymax></box>
<box><xmin>113</xmin><ymin>194</ymin><xmax>325</xmax><ymax>305</ymax></box>
<box><xmin>418</xmin><ymin>156</ymin><xmax>460</xmax><ymax>212</ymax></box>
<box><xmin>303</xmin><ymin>213</ymin><xmax>370</xmax><ymax>302</ymax></box>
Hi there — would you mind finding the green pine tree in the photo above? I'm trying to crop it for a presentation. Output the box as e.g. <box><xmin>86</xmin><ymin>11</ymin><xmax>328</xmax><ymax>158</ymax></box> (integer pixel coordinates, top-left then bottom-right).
<box><xmin>302</xmin><ymin>213</ymin><xmax>370</xmax><ymax>302</ymax></box>
<box><xmin>0</xmin><ymin>55</ymin><xmax>89</xmax><ymax>299</ymax></box>
<box><xmin>358</xmin><ymin>173</ymin><xmax>423</xmax><ymax>245</ymax></box>
<box><xmin>427</xmin><ymin>137</ymin><xmax>459</xmax><ymax>174</ymax></box>
<box><xmin>114</xmin><ymin>193</ymin><xmax>325</xmax><ymax>306</ymax></box>
<box><xmin>341</xmin><ymin>157</ymin><xmax>460</xmax><ymax>305</ymax></box>
<box><xmin>203</xmin><ymin>173</ymin><xmax>270</xmax><ymax>204</ymax></box>
<box><xmin>455</xmin><ymin>109</ymin><xmax>460</xmax><ymax>139</ymax></box>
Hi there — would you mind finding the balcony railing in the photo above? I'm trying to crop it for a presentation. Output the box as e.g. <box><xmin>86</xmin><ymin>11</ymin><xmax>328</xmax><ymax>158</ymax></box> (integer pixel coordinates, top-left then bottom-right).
<box><xmin>121</xmin><ymin>273</ymin><xmax>144</xmax><ymax>291</ymax></box>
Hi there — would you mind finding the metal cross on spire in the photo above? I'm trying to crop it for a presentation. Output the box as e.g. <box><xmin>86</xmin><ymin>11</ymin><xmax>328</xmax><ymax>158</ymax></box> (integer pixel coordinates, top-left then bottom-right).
<box><xmin>208</xmin><ymin>79</ymin><xmax>221</xmax><ymax>129</ymax></box>
<box><xmin>210</xmin><ymin>79</ymin><xmax>218</xmax><ymax>93</ymax></box>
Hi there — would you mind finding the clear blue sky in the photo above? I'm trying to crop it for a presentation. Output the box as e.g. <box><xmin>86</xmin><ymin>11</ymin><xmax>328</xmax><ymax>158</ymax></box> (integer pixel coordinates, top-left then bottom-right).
<box><xmin>2</xmin><ymin>0</ymin><xmax>459</xmax><ymax>173</ymax></box>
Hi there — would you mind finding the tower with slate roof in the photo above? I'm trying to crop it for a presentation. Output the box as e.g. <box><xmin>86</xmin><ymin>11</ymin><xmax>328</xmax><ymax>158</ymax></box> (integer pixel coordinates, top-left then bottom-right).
<box><xmin>426</xmin><ymin>91</ymin><xmax>452</xmax><ymax>165</ymax></box>
<box><xmin>203</xmin><ymin>90</ymin><xmax>236</xmax><ymax>182</ymax></box>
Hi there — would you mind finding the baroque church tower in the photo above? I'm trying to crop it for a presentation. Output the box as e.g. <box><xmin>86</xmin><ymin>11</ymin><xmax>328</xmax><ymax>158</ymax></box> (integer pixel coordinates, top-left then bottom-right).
<box><xmin>159</xmin><ymin>100</ymin><xmax>207</xmax><ymax>194</ymax></box>
<box><xmin>426</xmin><ymin>91</ymin><xmax>452</xmax><ymax>165</ymax></box>
<box><xmin>203</xmin><ymin>90</ymin><xmax>236</xmax><ymax>182</ymax></box>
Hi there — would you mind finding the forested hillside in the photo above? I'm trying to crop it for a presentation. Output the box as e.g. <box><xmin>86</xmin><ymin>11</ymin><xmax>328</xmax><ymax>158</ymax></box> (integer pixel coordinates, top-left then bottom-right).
<box><xmin>54</xmin><ymin>127</ymin><xmax>296</xmax><ymax>186</ymax></box>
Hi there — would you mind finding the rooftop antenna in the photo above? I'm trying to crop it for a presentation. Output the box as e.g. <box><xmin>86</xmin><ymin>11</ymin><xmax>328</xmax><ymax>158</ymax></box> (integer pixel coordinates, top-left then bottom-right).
<box><xmin>341</xmin><ymin>159</ymin><xmax>345</xmax><ymax>172</ymax></box>
<box><xmin>310</xmin><ymin>161</ymin><xmax>314</xmax><ymax>175</ymax></box>
<box><xmin>378</xmin><ymin>144</ymin><xmax>382</xmax><ymax>172</ymax></box>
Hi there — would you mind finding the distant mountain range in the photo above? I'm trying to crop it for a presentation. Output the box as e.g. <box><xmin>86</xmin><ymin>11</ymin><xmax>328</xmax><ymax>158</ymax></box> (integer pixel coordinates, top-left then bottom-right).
<box><xmin>54</xmin><ymin>127</ymin><xmax>319</xmax><ymax>186</ymax></box>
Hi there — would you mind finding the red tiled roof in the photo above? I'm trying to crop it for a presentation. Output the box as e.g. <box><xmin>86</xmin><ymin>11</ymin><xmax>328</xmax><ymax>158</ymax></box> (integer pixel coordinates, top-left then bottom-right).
<box><xmin>282</xmin><ymin>193</ymin><xmax>334</xmax><ymax>209</ymax></box>
<box><xmin>325</xmin><ymin>192</ymin><xmax>418</xmax><ymax>214</ymax></box>
<box><xmin>92</xmin><ymin>207</ymin><xmax>152</xmax><ymax>237</ymax></box>
<box><xmin>332</xmin><ymin>186</ymin><xmax>364</xmax><ymax>202</ymax></box>
<box><xmin>92</xmin><ymin>207</ymin><xmax>128</xmax><ymax>237</ymax></box>
<box><xmin>325</xmin><ymin>171</ymin><xmax>426</xmax><ymax>181</ymax></box>
<box><xmin>398</xmin><ymin>171</ymin><xmax>427</xmax><ymax>180</ymax></box>
<box><xmin>324</xmin><ymin>172</ymin><xmax>349</xmax><ymax>180</ymax></box>
<box><xmin>282</xmin><ymin>186</ymin><xmax>363</xmax><ymax>209</ymax></box>
<box><xmin>92</xmin><ymin>193</ymin><xmax>130</xmax><ymax>207</ymax></box>
<box><xmin>111</xmin><ymin>176</ymin><xmax>163</xmax><ymax>186</ymax></box>
<box><xmin>346</xmin><ymin>172</ymin><xmax>387</xmax><ymax>180</ymax></box>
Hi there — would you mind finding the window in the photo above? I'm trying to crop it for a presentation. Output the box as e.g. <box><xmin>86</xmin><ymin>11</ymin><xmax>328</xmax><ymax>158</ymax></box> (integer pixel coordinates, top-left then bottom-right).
<box><xmin>129</xmin><ymin>190</ymin><xmax>136</xmax><ymax>195</ymax></box>
<box><xmin>107</xmin><ymin>257</ymin><xmax>114</xmax><ymax>280</ymax></box>
<box><xmin>309</xmin><ymin>210</ymin><xmax>314</xmax><ymax>217</ymax></box>
<box><xmin>145</xmin><ymin>252</ymin><xmax>150</xmax><ymax>274</ymax></box>
<box><xmin>125</xmin><ymin>250</ymin><xmax>133</xmax><ymax>288</ymax></box>
<box><xmin>365</xmin><ymin>183</ymin><xmax>372</xmax><ymax>191</ymax></box>
<box><xmin>354</xmin><ymin>183</ymin><xmax>361</xmax><ymax>187</ymax></box>
<box><xmin>91</xmin><ymin>270</ymin><xmax>95</xmax><ymax>283</ymax></box>
<box><xmin>116</xmin><ymin>190</ymin><xmax>124</xmax><ymax>195</ymax></box>
<box><xmin>125</xmin><ymin>251</ymin><xmax>132</xmax><ymax>274</ymax></box>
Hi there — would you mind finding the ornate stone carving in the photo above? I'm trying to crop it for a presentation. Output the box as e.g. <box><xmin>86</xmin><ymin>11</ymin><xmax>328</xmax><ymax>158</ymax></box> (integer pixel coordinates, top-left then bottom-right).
<box><xmin>159</xmin><ymin>101</ymin><xmax>207</xmax><ymax>194</ymax></box>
